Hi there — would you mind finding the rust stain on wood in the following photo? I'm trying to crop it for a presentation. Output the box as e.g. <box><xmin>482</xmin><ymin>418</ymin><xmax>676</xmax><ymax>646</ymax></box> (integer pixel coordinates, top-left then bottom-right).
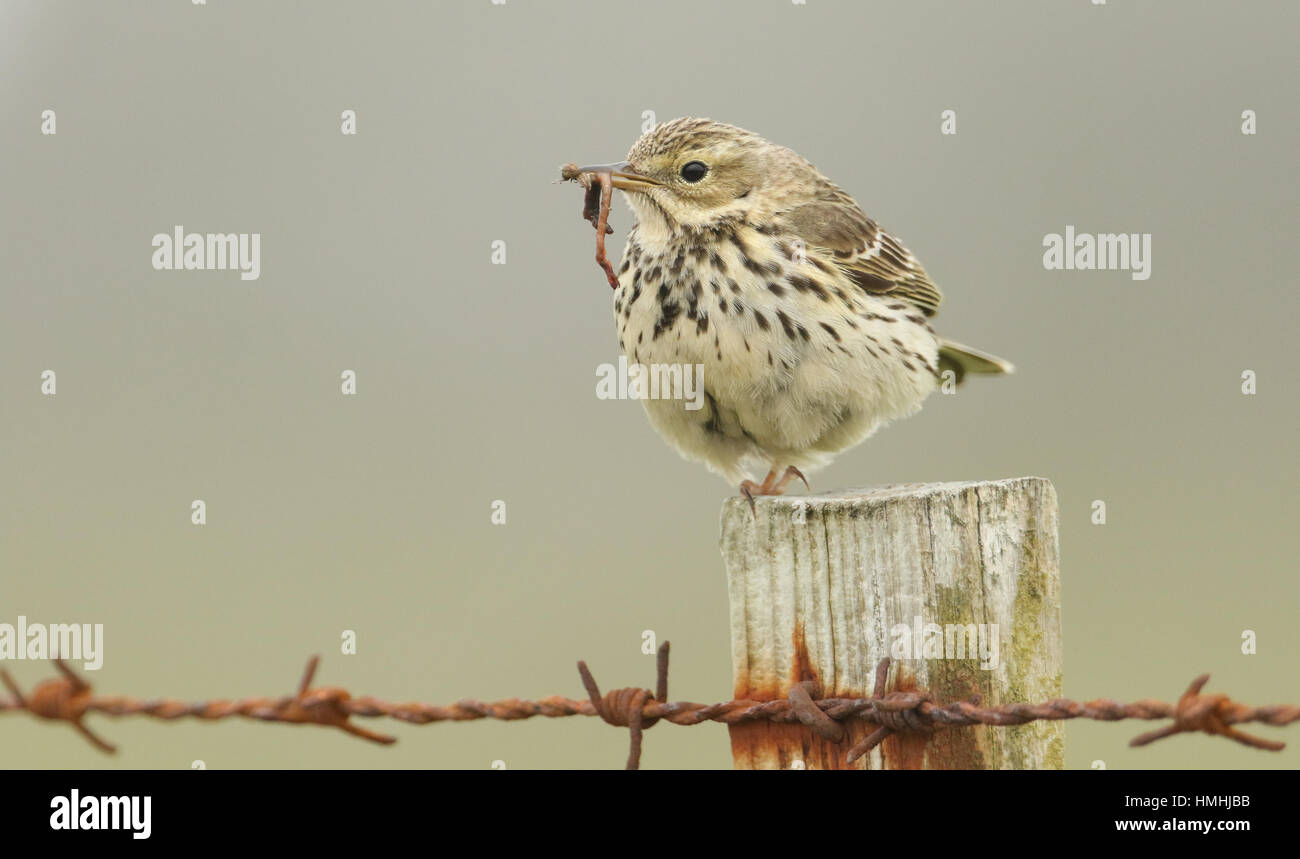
<box><xmin>731</xmin><ymin>627</ymin><xmax>991</xmax><ymax>769</ymax></box>
<box><xmin>730</xmin><ymin>623</ymin><xmax>874</xmax><ymax>769</ymax></box>
<box><xmin>877</xmin><ymin>665</ymin><xmax>928</xmax><ymax>770</ymax></box>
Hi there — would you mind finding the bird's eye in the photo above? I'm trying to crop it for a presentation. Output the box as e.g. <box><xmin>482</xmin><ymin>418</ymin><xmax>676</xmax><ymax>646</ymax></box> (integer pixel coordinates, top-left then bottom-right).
<box><xmin>679</xmin><ymin>161</ymin><xmax>708</xmax><ymax>183</ymax></box>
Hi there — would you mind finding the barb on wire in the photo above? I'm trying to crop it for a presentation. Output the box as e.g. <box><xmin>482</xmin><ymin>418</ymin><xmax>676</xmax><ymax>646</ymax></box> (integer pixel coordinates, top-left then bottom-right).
<box><xmin>1128</xmin><ymin>674</ymin><xmax>1286</xmax><ymax>752</ymax></box>
<box><xmin>844</xmin><ymin>657</ymin><xmax>939</xmax><ymax>763</ymax></box>
<box><xmin>0</xmin><ymin>656</ymin><xmax>396</xmax><ymax>753</ymax></box>
<box><xmin>577</xmin><ymin>641</ymin><xmax>670</xmax><ymax>769</ymax></box>
<box><xmin>1</xmin><ymin>659</ymin><xmax>116</xmax><ymax>753</ymax></box>
<box><xmin>2</xmin><ymin>647</ymin><xmax>1297</xmax><ymax>767</ymax></box>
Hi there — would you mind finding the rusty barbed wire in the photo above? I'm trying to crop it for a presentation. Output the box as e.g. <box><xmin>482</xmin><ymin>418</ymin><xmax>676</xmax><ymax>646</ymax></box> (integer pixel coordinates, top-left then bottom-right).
<box><xmin>2</xmin><ymin>645</ymin><xmax>1297</xmax><ymax>769</ymax></box>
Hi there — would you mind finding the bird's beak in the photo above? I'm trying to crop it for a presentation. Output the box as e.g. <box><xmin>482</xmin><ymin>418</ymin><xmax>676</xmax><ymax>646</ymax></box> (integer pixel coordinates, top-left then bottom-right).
<box><xmin>575</xmin><ymin>161</ymin><xmax>662</xmax><ymax>192</ymax></box>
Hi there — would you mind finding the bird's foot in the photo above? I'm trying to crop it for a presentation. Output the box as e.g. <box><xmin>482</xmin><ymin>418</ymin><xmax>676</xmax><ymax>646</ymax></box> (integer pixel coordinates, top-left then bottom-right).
<box><xmin>739</xmin><ymin>466</ymin><xmax>810</xmax><ymax>517</ymax></box>
<box><xmin>770</xmin><ymin>465</ymin><xmax>810</xmax><ymax>494</ymax></box>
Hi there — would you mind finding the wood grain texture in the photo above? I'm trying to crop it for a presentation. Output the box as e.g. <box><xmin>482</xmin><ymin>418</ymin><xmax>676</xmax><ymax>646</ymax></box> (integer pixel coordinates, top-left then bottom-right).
<box><xmin>720</xmin><ymin>477</ymin><xmax>1063</xmax><ymax>770</ymax></box>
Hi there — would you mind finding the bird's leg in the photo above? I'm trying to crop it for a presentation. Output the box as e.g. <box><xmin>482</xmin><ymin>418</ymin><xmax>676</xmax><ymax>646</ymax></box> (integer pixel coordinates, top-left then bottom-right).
<box><xmin>739</xmin><ymin>468</ymin><xmax>777</xmax><ymax>517</ymax></box>
<box><xmin>739</xmin><ymin>467</ymin><xmax>809</xmax><ymax>516</ymax></box>
<box><xmin>769</xmin><ymin>465</ymin><xmax>810</xmax><ymax>494</ymax></box>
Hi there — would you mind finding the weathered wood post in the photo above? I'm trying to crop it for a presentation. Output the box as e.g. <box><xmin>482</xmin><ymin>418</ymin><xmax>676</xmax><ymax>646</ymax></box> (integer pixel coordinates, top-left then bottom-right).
<box><xmin>720</xmin><ymin>477</ymin><xmax>1063</xmax><ymax>769</ymax></box>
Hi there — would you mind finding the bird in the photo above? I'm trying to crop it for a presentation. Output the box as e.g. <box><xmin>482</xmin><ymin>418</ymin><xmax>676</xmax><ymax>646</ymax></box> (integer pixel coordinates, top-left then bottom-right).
<box><xmin>569</xmin><ymin>118</ymin><xmax>1012</xmax><ymax>509</ymax></box>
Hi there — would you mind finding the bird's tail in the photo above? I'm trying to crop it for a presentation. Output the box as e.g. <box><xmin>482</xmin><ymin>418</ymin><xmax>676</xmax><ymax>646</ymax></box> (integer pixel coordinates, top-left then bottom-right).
<box><xmin>937</xmin><ymin>337</ymin><xmax>1014</xmax><ymax>384</ymax></box>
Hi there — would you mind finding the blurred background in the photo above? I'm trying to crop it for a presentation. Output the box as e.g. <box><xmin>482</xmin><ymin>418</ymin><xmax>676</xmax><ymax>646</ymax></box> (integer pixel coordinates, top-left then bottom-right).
<box><xmin>1</xmin><ymin>0</ymin><xmax>1296</xmax><ymax>769</ymax></box>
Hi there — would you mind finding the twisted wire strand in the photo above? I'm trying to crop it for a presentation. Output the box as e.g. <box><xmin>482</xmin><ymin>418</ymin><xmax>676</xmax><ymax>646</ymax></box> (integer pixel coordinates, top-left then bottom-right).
<box><xmin>3</xmin><ymin>650</ymin><xmax>1295</xmax><ymax>768</ymax></box>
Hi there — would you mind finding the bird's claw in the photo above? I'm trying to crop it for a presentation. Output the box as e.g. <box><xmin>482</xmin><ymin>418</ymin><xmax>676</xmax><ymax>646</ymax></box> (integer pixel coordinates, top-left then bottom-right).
<box><xmin>739</xmin><ymin>482</ymin><xmax>759</xmax><ymax>518</ymax></box>
<box><xmin>738</xmin><ymin>467</ymin><xmax>809</xmax><ymax>518</ymax></box>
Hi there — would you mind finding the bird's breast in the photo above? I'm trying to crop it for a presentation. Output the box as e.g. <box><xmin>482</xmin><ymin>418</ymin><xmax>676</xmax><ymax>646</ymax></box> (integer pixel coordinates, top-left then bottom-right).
<box><xmin>610</xmin><ymin>222</ymin><xmax>942</xmax><ymax>459</ymax></box>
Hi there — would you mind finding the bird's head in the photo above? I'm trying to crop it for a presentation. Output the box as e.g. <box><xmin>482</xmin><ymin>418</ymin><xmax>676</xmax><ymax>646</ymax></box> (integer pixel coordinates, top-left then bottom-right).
<box><xmin>575</xmin><ymin>118</ymin><xmax>813</xmax><ymax>235</ymax></box>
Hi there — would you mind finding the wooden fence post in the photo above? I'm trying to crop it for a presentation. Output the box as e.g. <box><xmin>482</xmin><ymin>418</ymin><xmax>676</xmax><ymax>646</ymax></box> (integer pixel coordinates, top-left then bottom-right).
<box><xmin>719</xmin><ymin>477</ymin><xmax>1063</xmax><ymax>769</ymax></box>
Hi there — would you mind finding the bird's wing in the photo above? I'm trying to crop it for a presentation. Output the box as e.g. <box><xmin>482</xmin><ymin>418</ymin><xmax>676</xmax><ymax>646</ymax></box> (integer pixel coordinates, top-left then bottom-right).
<box><xmin>782</xmin><ymin>194</ymin><xmax>943</xmax><ymax>317</ymax></box>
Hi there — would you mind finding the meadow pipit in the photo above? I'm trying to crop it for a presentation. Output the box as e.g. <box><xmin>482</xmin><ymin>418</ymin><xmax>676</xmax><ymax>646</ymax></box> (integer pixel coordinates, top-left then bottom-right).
<box><xmin>565</xmin><ymin>118</ymin><xmax>1012</xmax><ymax>509</ymax></box>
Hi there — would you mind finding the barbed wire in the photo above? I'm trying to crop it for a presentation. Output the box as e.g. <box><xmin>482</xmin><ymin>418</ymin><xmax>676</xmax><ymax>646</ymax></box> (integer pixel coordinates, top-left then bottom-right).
<box><xmin>2</xmin><ymin>644</ymin><xmax>1296</xmax><ymax>769</ymax></box>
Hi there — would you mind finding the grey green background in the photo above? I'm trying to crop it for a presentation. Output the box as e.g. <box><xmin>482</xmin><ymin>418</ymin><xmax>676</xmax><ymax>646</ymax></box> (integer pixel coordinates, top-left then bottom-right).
<box><xmin>1</xmin><ymin>0</ymin><xmax>1296</xmax><ymax>769</ymax></box>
